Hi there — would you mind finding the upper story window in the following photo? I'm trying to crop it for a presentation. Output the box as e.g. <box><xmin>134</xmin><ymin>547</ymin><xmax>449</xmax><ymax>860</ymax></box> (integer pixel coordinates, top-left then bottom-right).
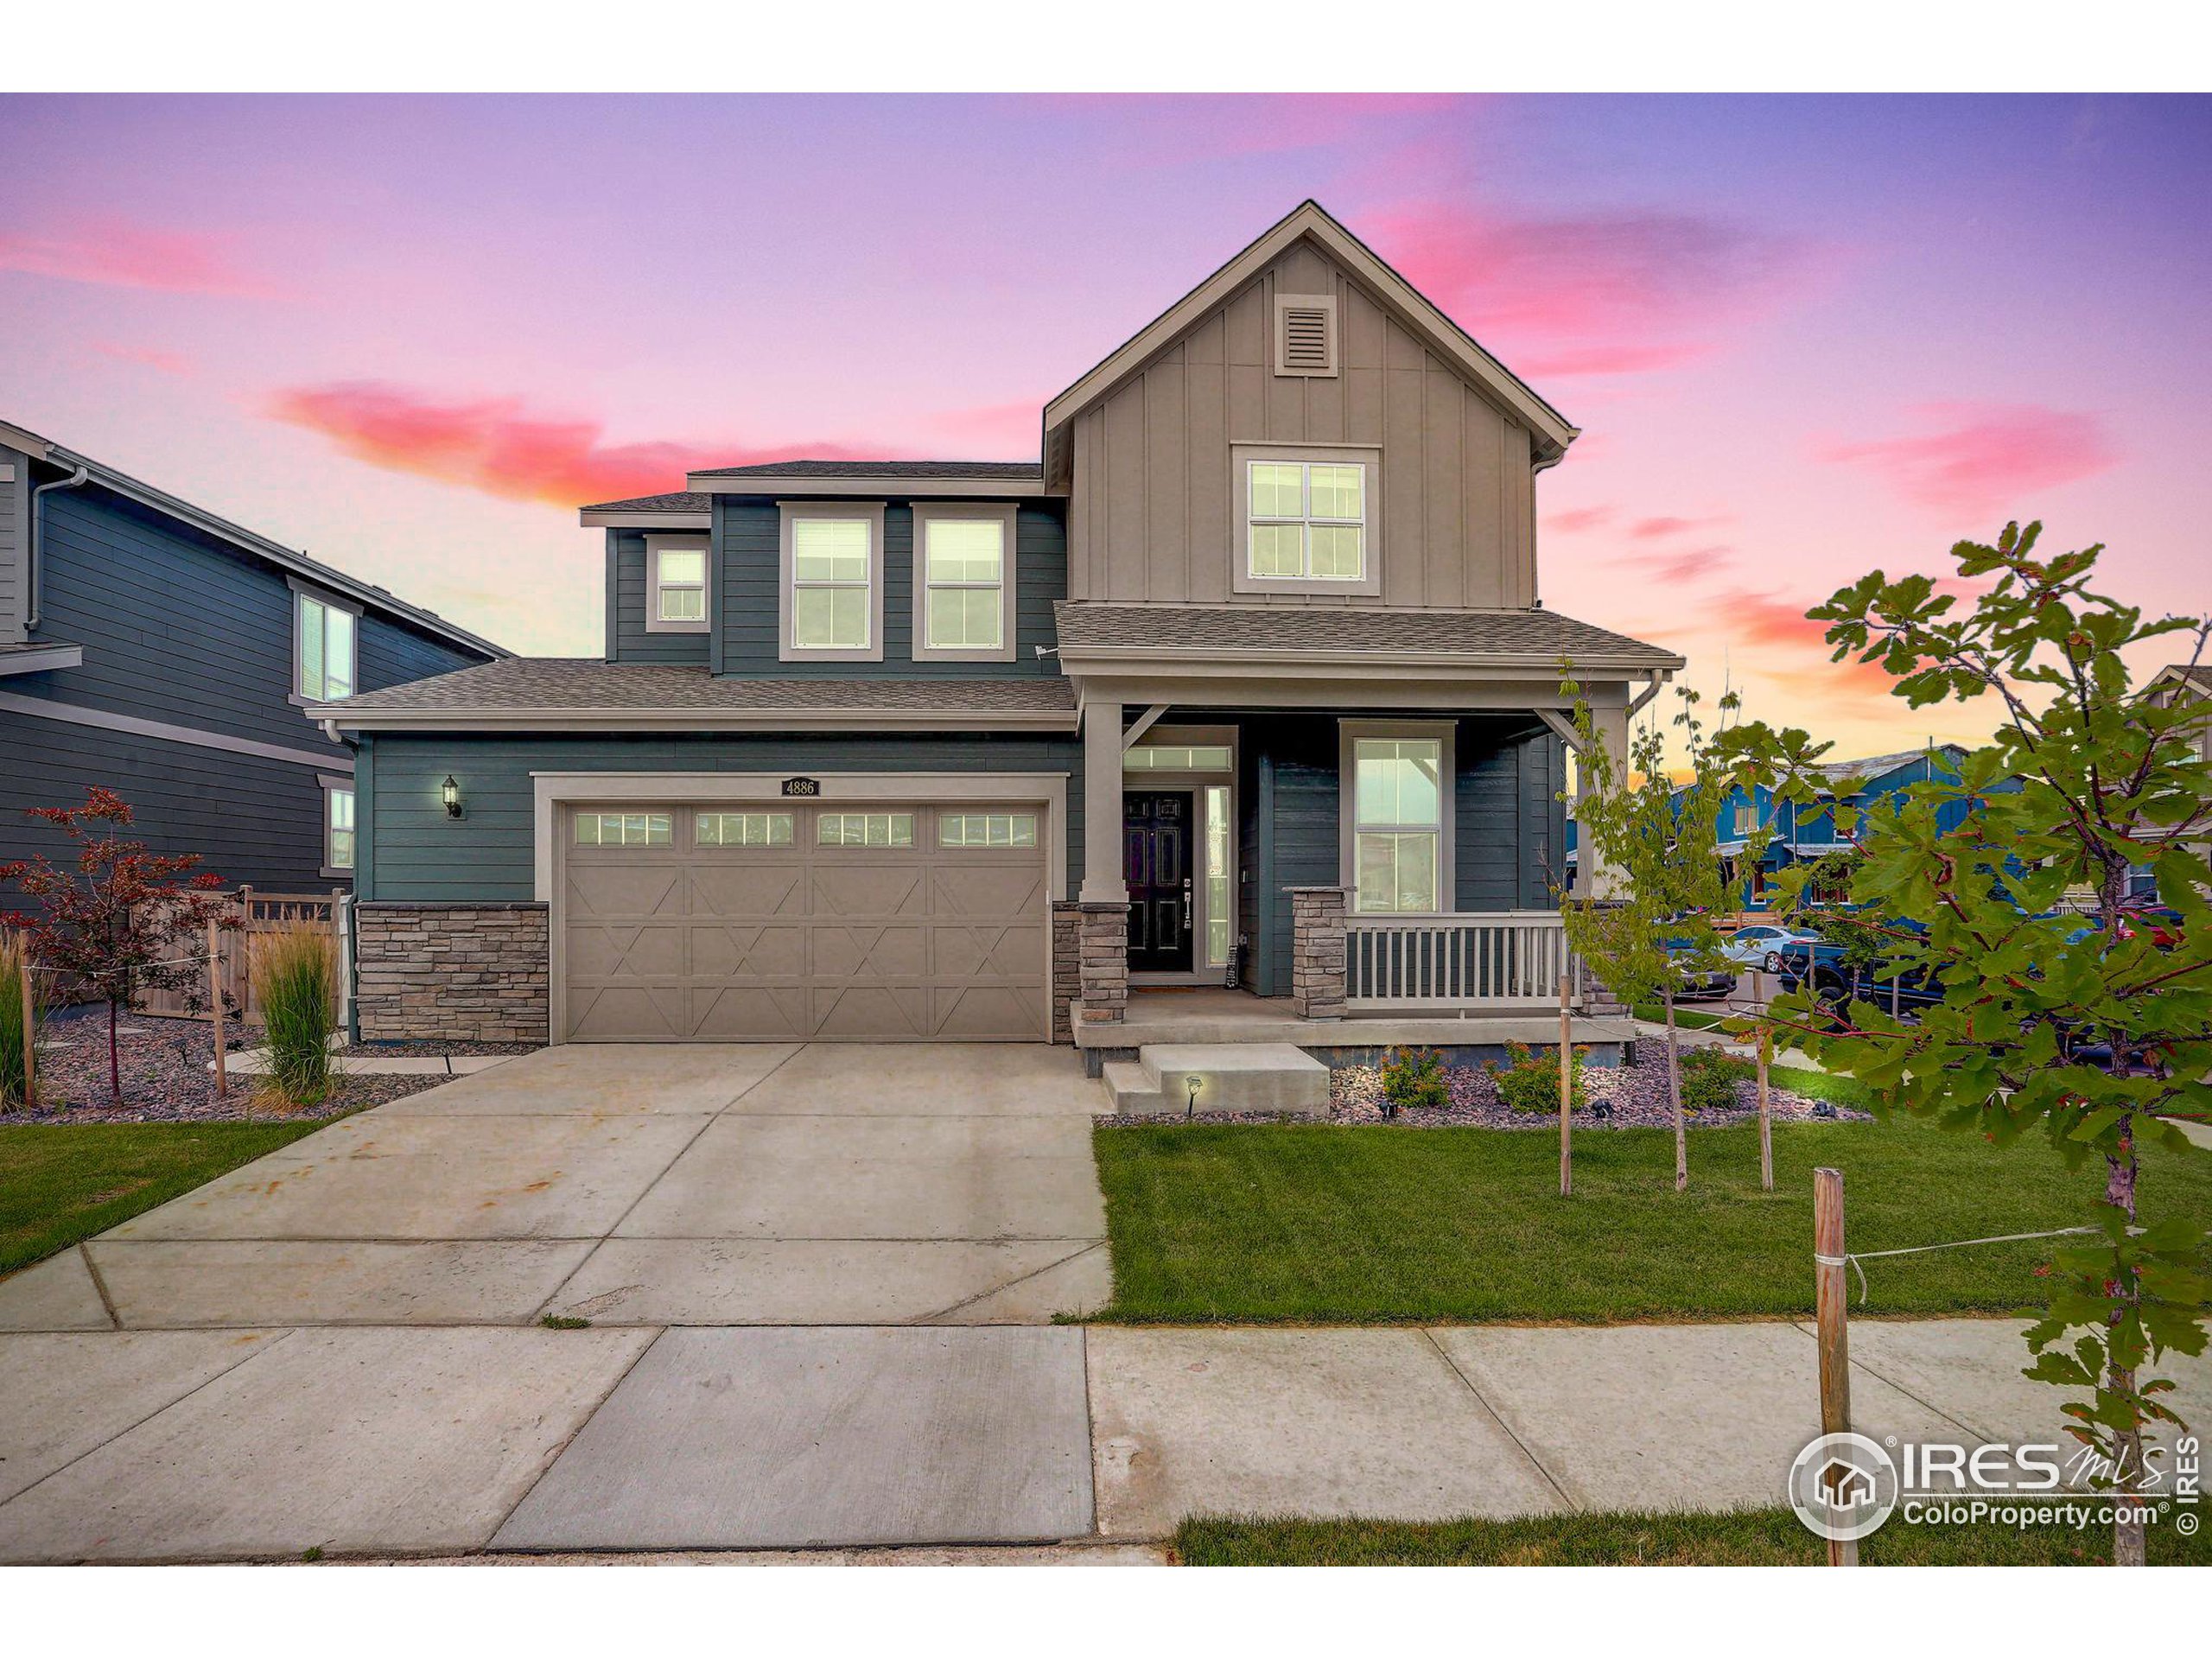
<box><xmin>1343</xmin><ymin>723</ymin><xmax>1454</xmax><ymax>915</ymax></box>
<box><xmin>779</xmin><ymin>502</ymin><xmax>885</xmax><ymax>662</ymax></box>
<box><xmin>1230</xmin><ymin>444</ymin><xmax>1382</xmax><ymax>598</ymax></box>
<box><xmin>294</xmin><ymin>587</ymin><xmax>357</xmax><ymax>702</ymax></box>
<box><xmin>646</xmin><ymin>536</ymin><xmax>709</xmax><ymax>633</ymax></box>
<box><xmin>912</xmin><ymin>504</ymin><xmax>1017</xmax><ymax>663</ymax></box>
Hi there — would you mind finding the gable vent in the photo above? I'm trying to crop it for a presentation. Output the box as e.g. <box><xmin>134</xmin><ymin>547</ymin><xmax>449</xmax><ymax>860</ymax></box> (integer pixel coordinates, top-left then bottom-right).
<box><xmin>1274</xmin><ymin>292</ymin><xmax>1338</xmax><ymax>378</ymax></box>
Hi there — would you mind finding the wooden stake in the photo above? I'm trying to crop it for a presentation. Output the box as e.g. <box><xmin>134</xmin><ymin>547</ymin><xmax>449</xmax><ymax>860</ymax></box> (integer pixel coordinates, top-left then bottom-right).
<box><xmin>1756</xmin><ymin>970</ymin><xmax>1774</xmax><ymax>1193</ymax></box>
<box><xmin>207</xmin><ymin>919</ymin><xmax>227</xmax><ymax>1100</ymax></box>
<box><xmin>1814</xmin><ymin>1166</ymin><xmax>1857</xmax><ymax>1567</ymax></box>
<box><xmin>1557</xmin><ymin>972</ymin><xmax>1573</xmax><ymax>1198</ymax></box>
<box><xmin>18</xmin><ymin>951</ymin><xmax>34</xmax><ymax>1109</ymax></box>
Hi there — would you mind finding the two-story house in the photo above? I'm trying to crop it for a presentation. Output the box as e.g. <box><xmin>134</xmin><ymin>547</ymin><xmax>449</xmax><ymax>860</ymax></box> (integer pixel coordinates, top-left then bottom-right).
<box><xmin>315</xmin><ymin>201</ymin><xmax>1684</xmax><ymax>1060</ymax></box>
<box><xmin>0</xmin><ymin>419</ymin><xmax>505</xmax><ymax>897</ymax></box>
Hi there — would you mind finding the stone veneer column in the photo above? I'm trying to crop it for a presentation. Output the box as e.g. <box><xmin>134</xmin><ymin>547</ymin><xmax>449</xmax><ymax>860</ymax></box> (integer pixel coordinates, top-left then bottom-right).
<box><xmin>1050</xmin><ymin>901</ymin><xmax>1083</xmax><ymax>1044</ymax></box>
<box><xmin>1075</xmin><ymin>900</ymin><xmax>1129</xmax><ymax>1026</ymax></box>
<box><xmin>354</xmin><ymin>901</ymin><xmax>550</xmax><ymax>1044</ymax></box>
<box><xmin>1287</xmin><ymin>886</ymin><xmax>1351</xmax><ymax>1020</ymax></box>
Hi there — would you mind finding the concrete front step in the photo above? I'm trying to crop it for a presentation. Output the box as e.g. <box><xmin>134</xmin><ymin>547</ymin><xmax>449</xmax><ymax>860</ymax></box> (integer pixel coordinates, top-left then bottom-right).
<box><xmin>1104</xmin><ymin>1043</ymin><xmax>1331</xmax><ymax>1117</ymax></box>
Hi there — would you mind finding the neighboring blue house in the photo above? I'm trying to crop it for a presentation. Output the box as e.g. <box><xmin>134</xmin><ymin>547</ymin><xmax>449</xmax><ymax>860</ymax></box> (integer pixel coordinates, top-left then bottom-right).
<box><xmin>315</xmin><ymin>200</ymin><xmax>1684</xmax><ymax>1050</ymax></box>
<box><xmin>0</xmin><ymin>417</ymin><xmax>505</xmax><ymax>896</ymax></box>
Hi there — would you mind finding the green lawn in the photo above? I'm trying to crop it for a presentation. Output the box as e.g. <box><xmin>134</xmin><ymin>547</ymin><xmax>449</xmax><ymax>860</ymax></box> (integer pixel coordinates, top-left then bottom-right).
<box><xmin>0</xmin><ymin>1119</ymin><xmax>334</xmax><ymax>1277</ymax></box>
<box><xmin>1091</xmin><ymin>1069</ymin><xmax>2212</xmax><ymax>1324</ymax></box>
<box><xmin>1629</xmin><ymin>1001</ymin><xmax>1730</xmax><ymax>1030</ymax></box>
<box><xmin>1174</xmin><ymin>1508</ymin><xmax>2212</xmax><ymax>1566</ymax></box>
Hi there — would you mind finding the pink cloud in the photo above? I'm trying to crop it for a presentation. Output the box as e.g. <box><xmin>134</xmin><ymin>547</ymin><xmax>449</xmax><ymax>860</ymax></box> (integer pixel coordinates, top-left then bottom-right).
<box><xmin>1363</xmin><ymin>200</ymin><xmax>1821</xmax><ymax>378</ymax></box>
<box><xmin>1629</xmin><ymin>514</ymin><xmax>1730</xmax><ymax>541</ymax></box>
<box><xmin>270</xmin><ymin>380</ymin><xmax>887</xmax><ymax>508</ymax></box>
<box><xmin>1649</xmin><ymin>544</ymin><xmax>1735</xmax><ymax>582</ymax></box>
<box><xmin>928</xmin><ymin>398</ymin><xmax>1041</xmax><ymax>453</ymax></box>
<box><xmin>1546</xmin><ymin>505</ymin><xmax>1616</xmax><ymax>533</ymax></box>
<box><xmin>0</xmin><ymin>221</ymin><xmax>273</xmax><ymax>297</ymax></box>
<box><xmin>92</xmin><ymin>340</ymin><xmax>194</xmax><ymax>375</ymax></box>
<box><xmin>1816</xmin><ymin>402</ymin><xmax>2120</xmax><ymax>518</ymax></box>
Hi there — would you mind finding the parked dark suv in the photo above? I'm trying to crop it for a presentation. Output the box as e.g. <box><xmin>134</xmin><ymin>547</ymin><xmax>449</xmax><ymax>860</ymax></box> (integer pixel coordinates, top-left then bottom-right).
<box><xmin>1770</xmin><ymin>931</ymin><xmax>1945</xmax><ymax>1019</ymax></box>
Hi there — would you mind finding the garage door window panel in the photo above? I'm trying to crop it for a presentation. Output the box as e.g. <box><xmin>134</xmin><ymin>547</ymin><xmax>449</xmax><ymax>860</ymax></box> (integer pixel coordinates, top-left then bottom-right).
<box><xmin>574</xmin><ymin>811</ymin><xmax>672</xmax><ymax>847</ymax></box>
<box><xmin>696</xmin><ymin>811</ymin><xmax>794</xmax><ymax>847</ymax></box>
<box><xmin>818</xmin><ymin>811</ymin><xmax>915</xmax><ymax>848</ymax></box>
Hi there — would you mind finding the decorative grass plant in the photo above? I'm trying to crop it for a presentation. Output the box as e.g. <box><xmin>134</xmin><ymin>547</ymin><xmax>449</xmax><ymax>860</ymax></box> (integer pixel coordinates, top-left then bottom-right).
<box><xmin>249</xmin><ymin>921</ymin><xmax>338</xmax><ymax>1109</ymax></box>
<box><xmin>0</xmin><ymin>931</ymin><xmax>39</xmax><ymax>1111</ymax></box>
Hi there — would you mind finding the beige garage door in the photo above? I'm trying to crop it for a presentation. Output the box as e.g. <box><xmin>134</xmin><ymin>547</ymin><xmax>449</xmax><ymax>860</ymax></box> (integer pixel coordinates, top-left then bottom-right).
<box><xmin>561</xmin><ymin>802</ymin><xmax>1050</xmax><ymax>1041</ymax></box>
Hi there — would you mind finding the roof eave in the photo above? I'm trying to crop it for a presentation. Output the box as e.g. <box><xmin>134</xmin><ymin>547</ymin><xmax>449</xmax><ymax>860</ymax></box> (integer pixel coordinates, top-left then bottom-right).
<box><xmin>577</xmin><ymin>509</ymin><xmax>712</xmax><ymax>529</ymax></box>
<box><xmin>308</xmin><ymin>705</ymin><xmax>1080</xmax><ymax>734</ymax></box>
<box><xmin>681</xmin><ymin>474</ymin><xmax>1058</xmax><ymax>499</ymax></box>
<box><xmin>1055</xmin><ymin>644</ymin><xmax>1685</xmax><ymax>676</ymax></box>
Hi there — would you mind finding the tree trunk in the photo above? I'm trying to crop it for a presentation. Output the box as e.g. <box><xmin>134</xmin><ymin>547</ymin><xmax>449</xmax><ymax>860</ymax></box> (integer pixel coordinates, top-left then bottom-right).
<box><xmin>105</xmin><ymin>996</ymin><xmax>122</xmax><ymax>1106</ymax></box>
<box><xmin>2107</xmin><ymin>1120</ymin><xmax>2146</xmax><ymax>1567</ymax></box>
<box><xmin>1665</xmin><ymin>989</ymin><xmax>1688</xmax><ymax>1192</ymax></box>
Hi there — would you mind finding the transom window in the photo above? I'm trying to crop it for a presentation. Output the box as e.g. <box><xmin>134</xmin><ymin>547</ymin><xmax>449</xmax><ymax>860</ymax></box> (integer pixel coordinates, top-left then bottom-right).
<box><xmin>817</xmin><ymin>812</ymin><xmax>913</xmax><ymax>847</ymax></box>
<box><xmin>1352</xmin><ymin>737</ymin><xmax>1442</xmax><ymax>913</ymax></box>
<box><xmin>696</xmin><ymin>811</ymin><xmax>793</xmax><ymax>847</ymax></box>
<box><xmin>296</xmin><ymin>591</ymin><xmax>356</xmax><ymax>701</ymax></box>
<box><xmin>791</xmin><ymin>518</ymin><xmax>873</xmax><ymax>650</ymax></box>
<box><xmin>939</xmin><ymin>812</ymin><xmax>1037</xmax><ymax>849</ymax></box>
<box><xmin>923</xmin><ymin>517</ymin><xmax>1005</xmax><ymax>652</ymax></box>
<box><xmin>1249</xmin><ymin>460</ymin><xmax>1365</xmax><ymax>582</ymax></box>
<box><xmin>1124</xmin><ymin>744</ymin><xmax>1234</xmax><ymax>772</ymax></box>
<box><xmin>650</xmin><ymin>541</ymin><xmax>708</xmax><ymax>629</ymax></box>
<box><xmin>324</xmin><ymin>784</ymin><xmax>355</xmax><ymax>873</ymax></box>
<box><xmin>574</xmin><ymin>811</ymin><xmax>671</xmax><ymax>847</ymax></box>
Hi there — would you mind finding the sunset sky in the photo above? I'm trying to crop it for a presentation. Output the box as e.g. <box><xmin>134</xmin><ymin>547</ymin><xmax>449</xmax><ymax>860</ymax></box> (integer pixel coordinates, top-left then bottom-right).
<box><xmin>3</xmin><ymin>92</ymin><xmax>2207</xmax><ymax>759</ymax></box>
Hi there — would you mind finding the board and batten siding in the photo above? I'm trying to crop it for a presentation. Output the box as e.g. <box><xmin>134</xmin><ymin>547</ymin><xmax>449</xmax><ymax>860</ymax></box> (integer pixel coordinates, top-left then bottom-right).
<box><xmin>0</xmin><ymin>444</ymin><xmax>25</xmax><ymax>643</ymax></box>
<box><xmin>1230</xmin><ymin>713</ymin><xmax>1565</xmax><ymax>995</ymax></box>
<box><xmin>359</xmin><ymin>732</ymin><xmax>1086</xmax><ymax>903</ymax></box>
<box><xmin>715</xmin><ymin>499</ymin><xmax>1067</xmax><ymax>677</ymax></box>
<box><xmin>1067</xmin><ymin>237</ymin><xmax>1539</xmax><ymax>610</ymax></box>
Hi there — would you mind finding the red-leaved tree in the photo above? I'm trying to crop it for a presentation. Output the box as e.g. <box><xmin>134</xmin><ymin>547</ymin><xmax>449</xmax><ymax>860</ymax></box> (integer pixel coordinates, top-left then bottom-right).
<box><xmin>0</xmin><ymin>789</ymin><xmax>232</xmax><ymax>1106</ymax></box>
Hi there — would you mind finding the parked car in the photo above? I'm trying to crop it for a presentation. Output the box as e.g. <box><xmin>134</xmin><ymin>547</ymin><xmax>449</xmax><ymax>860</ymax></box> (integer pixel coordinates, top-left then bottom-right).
<box><xmin>1718</xmin><ymin>922</ymin><xmax>1819</xmax><ymax>973</ymax></box>
<box><xmin>1663</xmin><ymin>938</ymin><xmax>1736</xmax><ymax>1001</ymax></box>
<box><xmin>1770</xmin><ymin>933</ymin><xmax>1943</xmax><ymax>1020</ymax></box>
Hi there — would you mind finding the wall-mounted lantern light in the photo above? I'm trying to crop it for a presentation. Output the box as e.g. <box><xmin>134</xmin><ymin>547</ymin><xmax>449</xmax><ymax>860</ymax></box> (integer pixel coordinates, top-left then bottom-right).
<box><xmin>442</xmin><ymin>775</ymin><xmax>463</xmax><ymax>819</ymax></box>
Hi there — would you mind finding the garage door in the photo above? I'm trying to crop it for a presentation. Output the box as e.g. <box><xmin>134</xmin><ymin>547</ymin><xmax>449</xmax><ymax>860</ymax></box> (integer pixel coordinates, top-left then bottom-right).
<box><xmin>560</xmin><ymin>802</ymin><xmax>1050</xmax><ymax>1041</ymax></box>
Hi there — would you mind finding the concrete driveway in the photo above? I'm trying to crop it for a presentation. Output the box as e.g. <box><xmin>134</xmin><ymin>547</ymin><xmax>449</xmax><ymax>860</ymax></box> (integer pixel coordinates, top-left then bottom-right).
<box><xmin>0</xmin><ymin>1042</ymin><xmax>1113</xmax><ymax>1332</ymax></box>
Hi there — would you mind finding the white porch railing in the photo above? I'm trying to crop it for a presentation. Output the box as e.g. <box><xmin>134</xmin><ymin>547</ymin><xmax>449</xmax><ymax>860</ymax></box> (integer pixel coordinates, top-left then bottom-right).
<box><xmin>1343</xmin><ymin>910</ymin><xmax>1582</xmax><ymax>1014</ymax></box>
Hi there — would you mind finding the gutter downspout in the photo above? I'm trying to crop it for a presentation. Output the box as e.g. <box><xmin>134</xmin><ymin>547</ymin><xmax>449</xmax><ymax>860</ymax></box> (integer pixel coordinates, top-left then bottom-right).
<box><xmin>27</xmin><ymin>463</ymin><xmax>90</xmax><ymax>629</ymax></box>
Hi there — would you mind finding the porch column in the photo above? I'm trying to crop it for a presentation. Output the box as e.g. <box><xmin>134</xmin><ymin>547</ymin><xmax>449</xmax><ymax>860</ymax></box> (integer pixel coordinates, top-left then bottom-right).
<box><xmin>1287</xmin><ymin>886</ymin><xmax>1351</xmax><ymax>1020</ymax></box>
<box><xmin>1578</xmin><ymin>702</ymin><xmax>1632</xmax><ymax>900</ymax></box>
<box><xmin>1080</xmin><ymin>696</ymin><xmax>1126</xmax><ymax>903</ymax></box>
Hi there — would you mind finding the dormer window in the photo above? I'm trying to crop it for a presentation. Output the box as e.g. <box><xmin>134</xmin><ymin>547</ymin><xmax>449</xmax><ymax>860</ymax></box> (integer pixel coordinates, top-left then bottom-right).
<box><xmin>1230</xmin><ymin>443</ymin><xmax>1382</xmax><ymax>597</ymax></box>
<box><xmin>1274</xmin><ymin>292</ymin><xmax>1338</xmax><ymax>377</ymax></box>
<box><xmin>646</xmin><ymin>536</ymin><xmax>709</xmax><ymax>632</ymax></box>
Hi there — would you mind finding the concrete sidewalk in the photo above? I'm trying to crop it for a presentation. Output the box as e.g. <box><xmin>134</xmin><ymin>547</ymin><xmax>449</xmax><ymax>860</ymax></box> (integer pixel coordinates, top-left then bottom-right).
<box><xmin>4</xmin><ymin>1315</ymin><xmax>2203</xmax><ymax>1560</ymax></box>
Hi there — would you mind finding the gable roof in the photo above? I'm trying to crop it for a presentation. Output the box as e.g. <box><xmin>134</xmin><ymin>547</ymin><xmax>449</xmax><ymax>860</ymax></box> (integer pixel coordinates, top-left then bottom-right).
<box><xmin>1812</xmin><ymin>744</ymin><xmax>1968</xmax><ymax>794</ymax></box>
<box><xmin>1040</xmin><ymin>200</ymin><xmax>1579</xmax><ymax>487</ymax></box>
<box><xmin>1</xmin><ymin>416</ymin><xmax>508</xmax><ymax>660</ymax></box>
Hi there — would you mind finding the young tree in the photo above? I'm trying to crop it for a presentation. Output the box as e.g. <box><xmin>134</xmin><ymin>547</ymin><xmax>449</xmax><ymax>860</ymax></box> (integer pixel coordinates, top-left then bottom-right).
<box><xmin>0</xmin><ymin>789</ymin><xmax>232</xmax><ymax>1107</ymax></box>
<box><xmin>1560</xmin><ymin>682</ymin><xmax>1738</xmax><ymax>1191</ymax></box>
<box><xmin>1715</xmin><ymin>524</ymin><xmax>2212</xmax><ymax>1567</ymax></box>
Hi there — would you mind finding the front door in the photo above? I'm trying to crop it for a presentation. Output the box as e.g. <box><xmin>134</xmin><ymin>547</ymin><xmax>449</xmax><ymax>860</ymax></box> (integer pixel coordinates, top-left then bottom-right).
<box><xmin>1124</xmin><ymin>791</ymin><xmax>1193</xmax><ymax>972</ymax></box>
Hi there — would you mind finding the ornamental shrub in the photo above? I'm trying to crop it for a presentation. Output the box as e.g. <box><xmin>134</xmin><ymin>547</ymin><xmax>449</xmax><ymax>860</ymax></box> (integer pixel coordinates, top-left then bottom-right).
<box><xmin>1677</xmin><ymin>1044</ymin><xmax>1753</xmax><ymax>1114</ymax></box>
<box><xmin>1491</xmin><ymin>1039</ymin><xmax>1588</xmax><ymax>1114</ymax></box>
<box><xmin>1379</xmin><ymin>1046</ymin><xmax>1449</xmax><ymax>1113</ymax></box>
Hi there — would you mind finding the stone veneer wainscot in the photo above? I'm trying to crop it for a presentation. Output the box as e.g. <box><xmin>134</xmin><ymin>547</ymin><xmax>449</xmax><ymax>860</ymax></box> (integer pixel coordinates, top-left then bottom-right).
<box><xmin>354</xmin><ymin>900</ymin><xmax>550</xmax><ymax>1044</ymax></box>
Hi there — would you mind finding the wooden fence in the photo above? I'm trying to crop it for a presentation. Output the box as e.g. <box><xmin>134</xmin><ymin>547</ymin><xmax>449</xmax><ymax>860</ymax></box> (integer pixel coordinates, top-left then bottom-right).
<box><xmin>133</xmin><ymin>887</ymin><xmax>349</xmax><ymax>1026</ymax></box>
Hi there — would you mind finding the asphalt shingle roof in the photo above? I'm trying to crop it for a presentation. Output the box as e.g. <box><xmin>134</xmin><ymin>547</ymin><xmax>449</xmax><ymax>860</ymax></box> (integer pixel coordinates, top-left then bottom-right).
<box><xmin>1052</xmin><ymin>602</ymin><xmax>1681</xmax><ymax>665</ymax></box>
<box><xmin>579</xmin><ymin>491</ymin><xmax>711</xmax><ymax>512</ymax></box>
<box><xmin>324</xmin><ymin>659</ymin><xmax>1075</xmax><ymax>714</ymax></box>
<box><xmin>687</xmin><ymin>460</ymin><xmax>1042</xmax><ymax>480</ymax></box>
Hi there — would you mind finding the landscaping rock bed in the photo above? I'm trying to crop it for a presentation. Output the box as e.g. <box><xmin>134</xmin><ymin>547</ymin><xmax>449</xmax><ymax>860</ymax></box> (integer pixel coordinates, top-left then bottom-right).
<box><xmin>6</xmin><ymin>1007</ymin><xmax>459</xmax><ymax>1125</ymax></box>
<box><xmin>1103</xmin><ymin>1046</ymin><xmax>1866</xmax><ymax>1129</ymax></box>
<box><xmin>346</xmin><ymin>1039</ymin><xmax>543</xmax><ymax>1058</ymax></box>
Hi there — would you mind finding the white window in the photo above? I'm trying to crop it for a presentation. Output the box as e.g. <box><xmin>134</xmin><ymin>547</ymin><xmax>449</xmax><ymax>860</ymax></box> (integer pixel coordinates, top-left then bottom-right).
<box><xmin>1351</xmin><ymin>735</ymin><xmax>1446</xmax><ymax>914</ymax></box>
<box><xmin>913</xmin><ymin>505</ymin><xmax>1017</xmax><ymax>662</ymax></box>
<box><xmin>296</xmin><ymin>590</ymin><xmax>356</xmax><ymax>701</ymax></box>
<box><xmin>696</xmin><ymin>811</ymin><xmax>792</xmax><ymax>847</ymax></box>
<box><xmin>647</xmin><ymin>537</ymin><xmax>709</xmax><ymax>632</ymax></box>
<box><xmin>323</xmin><ymin>783</ymin><xmax>355</xmax><ymax>874</ymax></box>
<box><xmin>1124</xmin><ymin>743</ymin><xmax>1235</xmax><ymax>773</ymax></box>
<box><xmin>818</xmin><ymin>812</ymin><xmax>913</xmax><ymax>847</ymax></box>
<box><xmin>1232</xmin><ymin>445</ymin><xmax>1381</xmax><ymax>596</ymax></box>
<box><xmin>574</xmin><ymin>811</ymin><xmax>671</xmax><ymax>847</ymax></box>
<box><xmin>779</xmin><ymin>503</ymin><xmax>885</xmax><ymax>661</ymax></box>
<box><xmin>1205</xmin><ymin>783</ymin><xmax>1231</xmax><ymax>967</ymax></box>
<box><xmin>939</xmin><ymin>812</ymin><xmax>1037</xmax><ymax>849</ymax></box>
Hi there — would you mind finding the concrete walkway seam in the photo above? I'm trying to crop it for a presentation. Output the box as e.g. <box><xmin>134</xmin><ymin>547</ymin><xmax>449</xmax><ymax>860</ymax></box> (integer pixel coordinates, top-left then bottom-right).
<box><xmin>914</xmin><ymin>1242</ymin><xmax>1108</xmax><ymax>1325</ymax></box>
<box><xmin>1786</xmin><ymin>1317</ymin><xmax>1990</xmax><ymax>1444</ymax></box>
<box><xmin>479</xmin><ymin>1324</ymin><xmax>676</xmax><ymax>1550</ymax></box>
<box><xmin>77</xmin><ymin>1244</ymin><xmax>122</xmax><ymax>1331</ymax></box>
<box><xmin>1418</xmin><ymin>1326</ymin><xmax>1578</xmax><ymax>1511</ymax></box>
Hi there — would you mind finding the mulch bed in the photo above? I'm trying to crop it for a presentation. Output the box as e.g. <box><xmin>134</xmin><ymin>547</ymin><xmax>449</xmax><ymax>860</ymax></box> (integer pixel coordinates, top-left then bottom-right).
<box><xmin>5</xmin><ymin>1007</ymin><xmax>466</xmax><ymax>1125</ymax></box>
<box><xmin>1104</xmin><ymin>1046</ymin><xmax>1868</xmax><ymax>1130</ymax></box>
<box><xmin>348</xmin><ymin>1039</ymin><xmax>543</xmax><ymax>1058</ymax></box>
